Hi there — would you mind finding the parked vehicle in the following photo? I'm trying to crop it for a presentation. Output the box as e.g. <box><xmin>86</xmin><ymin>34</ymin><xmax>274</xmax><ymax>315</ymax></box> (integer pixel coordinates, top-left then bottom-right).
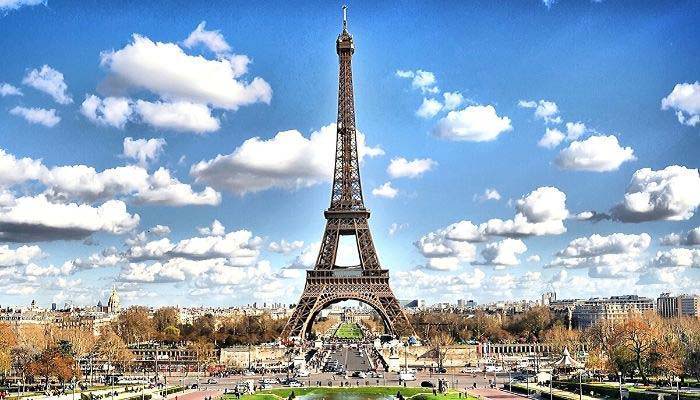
<box><xmin>421</xmin><ymin>381</ymin><xmax>435</xmax><ymax>388</ymax></box>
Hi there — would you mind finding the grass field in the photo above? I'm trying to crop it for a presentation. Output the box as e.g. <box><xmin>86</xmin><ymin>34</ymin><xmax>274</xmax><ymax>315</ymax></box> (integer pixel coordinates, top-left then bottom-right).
<box><xmin>221</xmin><ymin>386</ymin><xmax>477</xmax><ymax>400</ymax></box>
<box><xmin>334</xmin><ymin>322</ymin><xmax>363</xmax><ymax>339</ymax></box>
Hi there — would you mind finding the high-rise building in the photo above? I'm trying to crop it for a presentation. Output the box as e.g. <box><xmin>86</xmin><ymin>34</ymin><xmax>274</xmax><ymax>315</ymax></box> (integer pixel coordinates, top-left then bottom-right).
<box><xmin>541</xmin><ymin>291</ymin><xmax>557</xmax><ymax>306</ymax></box>
<box><xmin>657</xmin><ymin>293</ymin><xmax>700</xmax><ymax>318</ymax></box>
<box><xmin>572</xmin><ymin>295</ymin><xmax>655</xmax><ymax>329</ymax></box>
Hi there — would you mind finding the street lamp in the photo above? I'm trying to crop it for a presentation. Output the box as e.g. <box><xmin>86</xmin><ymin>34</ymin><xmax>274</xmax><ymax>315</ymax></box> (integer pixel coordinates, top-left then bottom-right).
<box><xmin>578</xmin><ymin>370</ymin><xmax>583</xmax><ymax>400</ymax></box>
<box><xmin>674</xmin><ymin>376</ymin><xmax>680</xmax><ymax>400</ymax></box>
<box><xmin>617</xmin><ymin>371</ymin><xmax>622</xmax><ymax>400</ymax></box>
<box><xmin>549</xmin><ymin>376</ymin><xmax>553</xmax><ymax>400</ymax></box>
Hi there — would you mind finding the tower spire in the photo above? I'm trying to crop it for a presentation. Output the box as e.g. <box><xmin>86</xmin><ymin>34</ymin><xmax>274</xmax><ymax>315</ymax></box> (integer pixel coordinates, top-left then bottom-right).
<box><xmin>342</xmin><ymin>5</ymin><xmax>347</xmax><ymax>31</ymax></box>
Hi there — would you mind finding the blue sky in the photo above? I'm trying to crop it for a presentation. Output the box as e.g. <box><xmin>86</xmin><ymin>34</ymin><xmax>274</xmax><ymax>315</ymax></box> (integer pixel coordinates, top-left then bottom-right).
<box><xmin>0</xmin><ymin>0</ymin><xmax>698</xmax><ymax>308</ymax></box>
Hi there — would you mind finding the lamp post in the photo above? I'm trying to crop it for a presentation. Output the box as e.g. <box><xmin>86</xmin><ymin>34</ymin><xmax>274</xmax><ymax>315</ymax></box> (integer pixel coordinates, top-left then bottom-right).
<box><xmin>674</xmin><ymin>376</ymin><xmax>680</xmax><ymax>400</ymax></box>
<box><xmin>617</xmin><ymin>371</ymin><xmax>622</xmax><ymax>400</ymax></box>
<box><xmin>508</xmin><ymin>368</ymin><xmax>512</xmax><ymax>392</ymax></box>
<box><xmin>578</xmin><ymin>370</ymin><xmax>583</xmax><ymax>400</ymax></box>
<box><xmin>549</xmin><ymin>376</ymin><xmax>553</xmax><ymax>400</ymax></box>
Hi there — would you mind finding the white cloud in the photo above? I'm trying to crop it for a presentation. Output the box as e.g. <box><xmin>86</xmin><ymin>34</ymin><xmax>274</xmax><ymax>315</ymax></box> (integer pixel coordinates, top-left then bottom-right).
<box><xmin>387</xmin><ymin>157</ymin><xmax>436</xmax><ymax>179</ymax></box>
<box><xmin>285</xmin><ymin>242</ymin><xmax>321</xmax><ymax>270</ymax></box>
<box><xmin>0</xmin><ymin>245</ymin><xmax>42</xmax><ymax>267</ymax></box>
<box><xmin>611</xmin><ymin>165</ymin><xmax>700</xmax><ymax>222</ymax></box>
<box><xmin>22</xmin><ymin>65</ymin><xmax>72</xmax><ymax>104</ymax></box>
<box><xmin>442</xmin><ymin>92</ymin><xmax>463</xmax><ymax>110</ymax></box>
<box><xmin>134</xmin><ymin>100</ymin><xmax>220</xmax><ymax>133</ymax></box>
<box><xmin>9</xmin><ymin>106</ymin><xmax>60</xmax><ymax>127</ymax></box>
<box><xmin>0</xmin><ymin>194</ymin><xmax>139</xmax><ymax>242</ymax></box>
<box><xmin>197</xmin><ymin>219</ymin><xmax>225</xmax><ymax>236</ymax></box>
<box><xmin>267</xmin><ymin>239</ymin><xmax>304</xmax><ymax>254</ymax></box>
<box><xmin>556</xmin><ymin>135</ymin><xmax>635</xmax><ymax>172</ymax></box>
<box><xmin>483</xmin><ymin>186</ymin><xmax>569</xmax><ymax>237</ymax></box>
<box><xmin>183</xmin><ymin>21</ymin><xmax>232</xmax><ymax>55</ymax></box>
<box><xmin>125</xmin><ymin>224</ymin><xmax>262</xmax><ymax>267</ymax></box>
<box><xmin>556</xmin><ymin>233</ymin><xmax>651</xmax><ymax>258</ymax></box>
<box><xmin>100</xmin><ymin>33</ymin><xmax>271</xmax><ymax>110</ymax></box>
<box><xmin>660</xmin><ymin>227</ymin><xmax>700</xmax><ymax>247</ymax></box>
<box><xmin>518</xmin><ymin>99</ymin><xmax>561</xmax><ymax>124</ymax></box>
<box><xmin>395</xmin><ymin>69</ymin><xmax>439</xmax><ymax>94</ymax></box>
<box><xmin>474</xmin><ymin>238</ymin><xmax>527</xmax><ymax>268</ymax></box>
<box><xmin>388</xmin><ymin>222</ymin><xmax>408</xmax><ymax>236</ymax></box>
<box><xmin>134</xmin><ymin>168</ymin><xmax>221</xmax><ymax>206</ymax></box>
<box><xmin>0</xmin><ymin>0</ymin><xmax>44</xmax><ymax>10</ymax></box>
<box><xmin>546</xmin><ymin>233</ymin><xmax>651</xmax><ymax>279</ymax></box>
<box><xmin>527</xmin><ymin>255</ymin><xmax>541</xmax><ymax>263</ymax></box>
<box><xmin>433</xmin><ymin>105</ymin><xmax>512</xmax><ymax>142</ymax></box>
<box><xmin>0</xmin><ymin>83</ymin><xmax>22</xmax><ymax>97</ymax></box>
<box><xmin>150</xmin><ymin>225</ymin><xmax>171</xmax><ymax>236</ymax></box>
<box><xmin>123</xmin><ymin>137</ymin><xmax>166</xmax><ymax>166</ymax></box>
<box><xmin>416</xmin><ymin>98</ymin><xmax>442</xmax><ymax>118</ymax></box>
<box><xmin>538</xmin><ymin>127</ymin><xmax>565</xmax><ymax>149</ymax></box>
<box><xmin>80</xmin><ymin>95</ymin><xmax>132</xmax><ymax>128</ymax></box>
<box><xmin>414</xmin><ymin>225</ymin><xmax>479</xmax><ymax>271</ymax></box>
<box><xmin>474</xmin><ymin>188</ymin><xmax>501</xmax><ymax>202</ymax></box>
<box><xmin>372</xmin><ymin>182</ymin><xmax>398</xmax><ymax>199</ymax></box>
<box><xmin>190</xmin><ymin>123</ymin><xmax>383</xmax><ymax>195</ymax></box>
<box><xmin>661</xmin><ymin>82</ymin><xmax>700</xmax><ymax>126</ymax></box>
<box><xmin>565</xmin><ymin>121</ymin><xmax>587</xmax><ymax>140</ymax></box>
<box><xmin>648</xmin><ymin>248</ymin><xmax>700</xmax><ymax>269</ymax></box>
<box><xmin>0</xmin><ymin>148</ymin><xmax>219</xmax><ymax>207</ymax></box>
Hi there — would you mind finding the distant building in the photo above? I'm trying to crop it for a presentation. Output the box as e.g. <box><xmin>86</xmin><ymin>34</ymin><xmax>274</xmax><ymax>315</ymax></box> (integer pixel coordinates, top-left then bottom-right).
<box><xmin>572</xmin><ymin>295</ymin><xmax>655</xmax><ymax>329</ymax></box>
<box><xmin>541</xmin><ymin>292</ymin><xmax>557</xmax><ymax>306</ymax></box>
<box><xmin>657</xmin><ymin>293</ymin><xmax>700</xmax><ymax>318</ymax></box>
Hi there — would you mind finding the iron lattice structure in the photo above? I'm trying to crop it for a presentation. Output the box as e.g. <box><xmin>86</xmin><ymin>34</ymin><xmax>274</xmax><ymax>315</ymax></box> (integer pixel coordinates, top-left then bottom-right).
<box><xmin>281</xmin><ymin>8</ymin><xmax>413</xmax><ymax>341</ymax></box>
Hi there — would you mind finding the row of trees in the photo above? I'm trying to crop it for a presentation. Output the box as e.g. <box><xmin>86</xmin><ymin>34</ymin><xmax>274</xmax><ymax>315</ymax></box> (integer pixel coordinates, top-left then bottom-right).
<box><xmin>112</xmin><ymin>306</ymin><xmax>287</xmax><ymax>346</ymax></box>
<box><xmin>0</xmin><ymin>323</ymin><xmax>134</xmax><ymax>389</ymax></box>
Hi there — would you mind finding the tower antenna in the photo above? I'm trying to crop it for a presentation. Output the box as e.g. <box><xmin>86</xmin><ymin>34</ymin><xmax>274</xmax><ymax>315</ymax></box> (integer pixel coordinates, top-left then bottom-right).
<box><xmin>342</xmin><ymin>5</ymin><xmax>347</xmax><ymax>30</ymax></box>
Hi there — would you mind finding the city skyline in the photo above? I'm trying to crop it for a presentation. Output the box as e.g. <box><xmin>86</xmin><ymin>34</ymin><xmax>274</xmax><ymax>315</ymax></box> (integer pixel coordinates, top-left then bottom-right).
<box><xmin>0</xmin><ymin>0</ymin><xmax>699</xmax><ymax>308</ymax></box>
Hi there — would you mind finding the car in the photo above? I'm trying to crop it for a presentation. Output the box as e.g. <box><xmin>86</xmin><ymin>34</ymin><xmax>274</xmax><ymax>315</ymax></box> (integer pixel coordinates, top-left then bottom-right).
<box><xmin>190</xmin><ymin>383</ymin><xmax>199</xmax><ymax>389</ymax></box>
<box><xmin>352</xmin><ymin>371</ymin><xmax>366</xmax><ymax>379</ymax></box>
<box><xmin>243</xmin><ymin>370</ymin><xmax>255</xmax><ymax>376</ymax></box>
<box><xmin>206</xmin><ymin>379</ymin><xmax>218</xmax><ymax>384</ymax></box>
<box><xmin>296</xmin><ymin>370</ymin><xmax>310</xmax><ymax>377</ymax></box>
<box><xmin>288</xmin><ymin>381</ymin><xmax>303</xmax><ymax>387</ymax></box>
<box><xmin>259</xmin><ymin>383</ymin><xmax>273</xmax><ymax>389</ymax></box>
<box><xmin>436</xmin><ymin>367</ymin><xmax>447</xmax><ymax>374</ymax></box>
<box><xmin>462</xmin><ymin>366</ymin><xmax>481</xmax><ymax>374</ymax></box>
<box><xmin>420</xmin><ymin>381</ymin><xmax>435</xmax><ymax>388</ymax></box>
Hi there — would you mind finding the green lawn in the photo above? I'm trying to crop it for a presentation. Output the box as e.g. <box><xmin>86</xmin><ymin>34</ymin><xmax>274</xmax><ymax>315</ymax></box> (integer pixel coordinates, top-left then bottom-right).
<box><xmin>222</xmin><ymin>387</ymin><xmax>476</xmax><ymax>400</ymax></box>
<box><xmin>334</xmin><ymin>323</ymin><xmax>363</xmax><ymax>340</ymax></box>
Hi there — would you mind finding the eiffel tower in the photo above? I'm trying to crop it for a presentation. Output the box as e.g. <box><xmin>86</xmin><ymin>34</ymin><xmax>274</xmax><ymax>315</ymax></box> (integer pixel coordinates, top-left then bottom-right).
<box><xmin>281</xmin><ymin>6</ymin><xmax>413</xmax><ymax>341</ymax></box>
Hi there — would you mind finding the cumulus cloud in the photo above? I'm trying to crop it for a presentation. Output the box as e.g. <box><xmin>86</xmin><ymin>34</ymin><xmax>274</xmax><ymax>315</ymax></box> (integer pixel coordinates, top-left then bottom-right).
<box><xmin>556</xmin><ymin>233</ymin><xmax>651</xmax><ymax>258</ymax></box>
<box><xmin>610</xmin><ymin>165</ymin><xmax>700</xmax><ymax>222</ymax></box>
<box><xmin>9</xmin><ymin>106</ymin><xmax>60</xmax><ymax>127</ymax></box>
<box><xmin>546</xmin><ymin>233</ymin><xmax>651</xmax><ymax>279</ymax></box>
<box><xmin>396</xmin><ymin>69</ymin><xmax>438</xmax><ymax>94</ymax></box>
<box><xmin>416</xmin><ymin>98</ymin><xmax>442</xmax><ymax>118</ymax></box>
<box><xmin>197</xmin><ymin>219</ymin><xmax>225</xmax><ymax>236</ymax></box>
<box><xmin>22</xmin><ymin>65</ymin><xmax>72</xmax><ymax>104</ymax></box>
<box><xmin>660</xmin><ymin>227</ymin><xmax>700</xmax><ymax>247</ymax></box>
<box><xmin>0</xmin><ymin>194</ymin><xmax>139</xmax><ymax>242</ymax></box>
<box><xmin>387</xmin><ymin>157</ymin><xmax>436</xmax><ymax>179</ymax></box>
<box><xmin>518</xmin><ymin>99</ymin><xmax>561</xmax><ymax>124</ymax></box>
<box><xmin>474</xmin><ymin>188</ymin><xmax>501</xmax><ymax>202</ymax></box>
<box><xmin>482</xmin><ymin>187</ymin><xmax>569</xmax><ymax>237</ymax></box>
<box><xmin>661</xmin><ymin>82</ymin><xmax>700</xmax><ymax>126</ymax></box>
<box><xmin>100</xmin><ymin>33</ymin><xmax>271</xmax><ymax>111</ymax></box>
<box><xmin>648</xmin><ymin>248</ymin><xmax>700</xmax><ymax>269</ymax></box>
<box><xmin>134</xmin><ymin>100</ymin><xmax>220</xmax><ymax>133</ymax></box>
<box><xmin>0</xmin><ymin>0</ymin><xmax>44</xmax><ymax>10</ymax></box>
<box><xmin>538</xmin><ymin>127</ymin><xmax>565</xmax><ymax>149</ymax></box>
<box><xmin>555</xmin><ymin>135</ymin><xmax>635</xmax><ymax>172</ymax></box>
<box><xmin>442</xmin><ymin>92</ymin><xmax>464</xmax><ymax>110</ymax></box>
<box><xmin>565</xmin><ymin>121</ymin><xmax>587</xmax><ymax>140</ymax></box>
<box><xmin>285</xmin><ymin>242</ymin><xmax>321</xmax><ymax>270</ymax></box>
<box><xmin>190</xmin><ymin>123</ymin><xmax>383</xmax><ymax>195</ymax></box>
<box><xmin>388</xmin><ymin>222</ymin><xmax>408</xmax><ymax>236</ymax></box>
<box><xmin>183</xmin><ymin>21</ymin><xmax>232</xmax><ymax>55</ymax></box>
<box><xmin>0</xmin><ymin>83</ymin><xmax>22</xmax><ymax>97</ymax></box>
<box><xmin>414</xmin><ymin>222</ymin><xmax>483</xmax><ymax>271</ymax></box>
<box><xmin>0</xmin><ymin>244</ymin><xmax>42</xmax><ymax>267</ymax></box>
<box><xmin>80</xmin><ymin>95</ymin><xmax>132</xmax><ymax>128</ymax></box>
<box><xmin>433</xmin><ymin>105</ymin><xmax>512</xmax><ymax>142</ymax></box>
<box><xmin>267</xmin><ymin>239</ymin><xmax>304</xmax><ymax>254</ymax></box>
<box><xmin>122</xmin><ymin>137</ymin><xmax>166</xmax><ymax>166</ymax></box>
<box><xmin>372</xmin><ymin>182</ymin><xmax>398</xmax><ymax>199</ymax></box>
<box><xmin>474</xmin><ymin>238</ymin><xmax>527</xmax><ymax>268</ymax></box>
<box><xmin>0</xmin><ymin>148</ymin><xmax>220</xmax><ymax>206</ymax></box>
<box><xmin>125</xmin><ymin>224</ymin><xmax>262</xmax><ymax>267</ymax></box>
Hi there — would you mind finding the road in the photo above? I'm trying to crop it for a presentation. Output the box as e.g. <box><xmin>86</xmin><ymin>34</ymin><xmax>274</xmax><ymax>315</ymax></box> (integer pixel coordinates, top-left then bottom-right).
<box><xmin>324</xmin><ymin>346</ymin><xmax>372</xmax><ymax>372</ymax></box>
